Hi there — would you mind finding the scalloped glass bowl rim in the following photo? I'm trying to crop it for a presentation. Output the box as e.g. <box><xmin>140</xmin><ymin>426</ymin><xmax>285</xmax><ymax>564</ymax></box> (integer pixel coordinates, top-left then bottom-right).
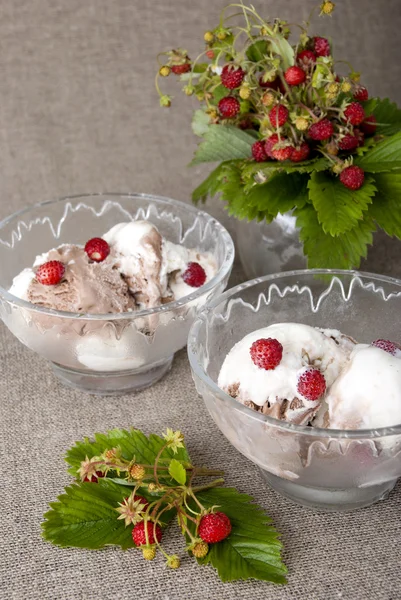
<box><xmin>188</xmin><ymin>268</ymin><xmax>401</xmax><ymax>439</ymax></box>
<box><xmin>0</xmin><ymin>192</ymin><xmax>235</xmax><ymax>320</ymax></box>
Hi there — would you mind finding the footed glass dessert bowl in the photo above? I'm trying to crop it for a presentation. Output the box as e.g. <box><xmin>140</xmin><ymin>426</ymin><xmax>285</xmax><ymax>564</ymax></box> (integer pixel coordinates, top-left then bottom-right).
<box><xmin>188</xmin><ymin>270</ymin><xmax>401</xmax><ymax>512</ymax></box>
<box><xmin>0</xmin><ymin>193</ymin><xmax>234</xmax><ymax>395</ymax></box>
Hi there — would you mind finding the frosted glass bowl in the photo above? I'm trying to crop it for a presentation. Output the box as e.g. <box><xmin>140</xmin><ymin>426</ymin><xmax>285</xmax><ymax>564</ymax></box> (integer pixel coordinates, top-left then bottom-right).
<box><xmin>0</xmin><ymin>194</ymin><xmax>234</xmax><ymax>395</ymax></box>
<box><xmin>188</xmin><ymin>270</ymin><xmax>401</xmax><ymax>512</ymax></box>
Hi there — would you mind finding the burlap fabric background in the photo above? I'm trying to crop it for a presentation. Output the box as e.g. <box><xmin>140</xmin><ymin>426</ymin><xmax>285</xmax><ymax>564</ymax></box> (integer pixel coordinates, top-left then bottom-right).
<box><xmin>1</xmin><ymin>1</ymin><xmax>401</xmax><ymax>599</ymax></box>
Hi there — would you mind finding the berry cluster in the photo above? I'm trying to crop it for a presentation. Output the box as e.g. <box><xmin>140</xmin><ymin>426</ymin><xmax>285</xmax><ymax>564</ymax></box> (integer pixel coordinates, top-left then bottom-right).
<box><xmin>157</xmin><ymin>2</ymin><xmax>377</xmax><ymax>190</ymax></box>
<box><xmin>78</xmin><ymin>430</ymin><xmax>232</xmax><ymax>569</ymax></box>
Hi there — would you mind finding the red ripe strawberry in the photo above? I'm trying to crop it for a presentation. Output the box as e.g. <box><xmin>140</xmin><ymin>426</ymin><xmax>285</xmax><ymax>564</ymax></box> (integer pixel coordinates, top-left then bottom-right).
<box><xmin>308</xmin><ymin>119</ymin><xmax>334</xmax><ymax>141</ymax></box>
<box><xmin>284</xmin><ymin>66</ymin><xmax>306</xmax><ymax>86</ymax></box>
<box><xmin>84</xmin><ymin>237</ymin><xmax>110</xmax><ymax>262</ymax></box>
<box><xmin>182</xmin><ymin>262</ymin><xmax>207</xmax><ymax>287</ymax></box>
<box><xmin>218</xmin><ymin>96</ymin><xmax>240</xmax><ymax>118</ymax></box>
<box><xmin>205</xmin><ymin>49</ymin><xmax>215</xmax><ymax>60</ymax></box>
<box><xmin>268</xmin><ymin>104</ymin><xmax>289</xmax><ymax>128</ymax></box>
<box><xmin>252</xmin><ymin>140</ymin><xmax>268</xmax><ymax>162</ymax></box>
<box><xmin>291</xmin><ymin>142</ymin><xmax>310</xmax><ymax>162</ymax></box>
<box><xmin>372</xmin><ymin>339</ymin><xmax>401</xmax><ymax>356</ymax></box>
<box><xmin>338</xmin><ymin>133</ymin><xmax>359</xmax><ymax>151</ymax></box>
<box><xmin>297</xmin><ymin>49</ymin><xmax>316</xmax><ymax>65</ymax></box>
<box><xmin>132</xmin><ymin>521</ymin><xmax>162</xmax><ymax>547</ymax></box>
<box><xmin>198</xmin><ymin>512</ymin><xmax>232</xmax><ymax>543</ymax></box>
<box><xmin>171</xmin><ymin>63</ymin><xmax>191</xmax><ymax>75</ymax></box>
<box><xmin>343</xmin><ymin>102</ymin><xmax>365</xmax><ymax>125</ymax></box>
<box><xmin>360</xmin><ymin>115</ymin><xmax>377</xmax><ymax>136</ymax></box>
<box><xmin>313</xmin><ymin>37</ymin><xmax>331</xmax><ymax>57</ymax></box>
<box><xmin>36</xmin><ymin>260</ymin><xmax>65</xmax><ymax>286</ymax></box>
<box><xmin>84</xmin><ymin>471</ymin><xmax>104</xmax><ymax>483</ymax></box>
<box><xmin>271</xmin><ymin>143</ymin><xmax>294</xmax><ymax>161</ymax></box>
<box><xmin>265</xmin><ymin>134</ymin><xmax>279</xmax><ymax>159</ymax></box>
<box><xmin>221</xmin><ymin>64</ymin><xmax>245</xmax><ymax>89</ymax></box>
<box><xmin>297</xmin><ymin>368</ymin><xmax>326</xmax><ymax>401</ymax></box>
<box><xmin>353</xmin><ymin>86</ymin><xmax>369</xmax><ymax>102</ymax></box>
<box><xmin>250</xmin><ymin>338</ymin><xmax>283</xmax><ymax>370</ymax></box>
<box><xmin>339</xmin><ymin>165</ymin><xmax>365</xmax><ymax>190</ymax></box>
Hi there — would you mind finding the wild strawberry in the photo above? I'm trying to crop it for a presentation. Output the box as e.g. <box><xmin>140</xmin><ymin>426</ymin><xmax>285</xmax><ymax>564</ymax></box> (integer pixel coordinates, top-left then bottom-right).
<box><xmin>252</xmin><ymin>140</ymin><xmax>268</xmax><ymax>162</ymax></box>
<box><xmin>313</xmin><ymin>36</ymin><xmax>331</xmax><ymax>57</ymax></box>
<box><xmin>308</xmin><ymin>119</ymin><xmax>334</xmax><ymax>141</ymax></box>
<box><xmin>171</xmin><ymin>63</ymin><xmax>191</xmax><ymax>75</ymax></box>
<box><xmin>129</xmin><ymin>464</ymin><xmax>146</xmax><ymax>480</ymax></box>
<box><xmin>159</xmin><ymin>66</ymin><xmax>170</xmax><ymax>77</ymax></box>
<box><xmin>166</xmin><ymin>555</ymin><xmax>180</xmax><ymax>569</ymax></box>
<box><xmin>192</xmin><ymin>541</ymin><xmax>209</xmax><ymax>558</ymax></box>
<box><xmin>218</xmin><ymin>96</ymin><xmax>240</xmax><ymax>118</ymax></box>
<box><xmin>343</xmin><ymin>102</ymin><xmax>365</xmax><ymax>125</ymax></box>
<box><xmin>291</xmin><ymin>142</ymin><xmax>310</xmax><ymax>162</ymax></box>
<box><xmin>182</xmin><ymin>262</ymin><xmax>207</xmax><ymax>287</ymax></box>
<box><xmin>36</xmin><ymin>260</ymin><xmax>65</xmax><ymax>286</ymax></box>
<box><xmin>295</xmin><ymin>116</ymin><xmax>309</xmax><ymax>131</ymax></box>
<box><xmin>268</xmin><ymin>104</ymin><xmax>289</xmax><ymax>128</ymax></box>
<box><xmin>132</xmin><ymin>521</ymin><xmax>163</xmax><ymax>547</ymax></box>
<box><xmin>297</xmin><ymin>368</ymin><xmax>326</xmax><ymax>401</ymax></box>
<box><xmin>338</xmin><ymin>133</ymin><xmax>359</xmax><ymax>151</ymax></box>
<box><xmin>221</xmin><ymin>64</ymin><xmax>245</xmax><ymax>89</ymax></box>
<box><xmin>265</xmin><ymin>134</ymin><xmax>280</xmax><ymax>159</ymax></box>
<box><xmin>339</xmin><ymin>165</ymin><xmax>365</xmax><ymax>190</ymax></box>
<box><xmin>198</xmin><ymin>512</ymin><xmax>232</xmax><ymax>543</ymax></box>
<box><xmin>84</xmin><ymin>471</ymin><xmax>104</xmax><ymax>483</ymax></box>
<box><xmin>360</xmin><ymin>115</ymin><xmax>377</xmax><ymax>136</ymax></box>
<box><xmin>297</xmin><ymin>50</ymin><xmax>316</xmax><ymax>65</ymax></box>
<box><xmin>250</xmin><ymin>338</ymin><xmax>283</xmax><ymax>370</ymax></box>
<box><xmin>372</xmin><ymin>339</ymin><xmax>401</xmax><ymax>356</ymax></box>
<box><xmin>205</xmin><ymin>49</ymin><xmax>215</xmax><ymax>60</ymax></box>
<box><xmin>272</xmin><ymin>144</ymin><xmax>294</xmax><ymax>161</ymax></box>
<box><xmin>142</xmin><ymin>546</ymin><xmax>156</xmax><ymax>560</ymax></box>
<box><xmin>284</xmin><ymin>66</ymin><xmax>306</xmax><ymax>86</ymax></box>
<box><xmin>84</xmin><ymin>237</ymin><xmax>110</xmax><ymax>262</ymax></box>
<box><xmin>354</xmin><ymin>86</ymin><xmax>369</xmax><ymax>102</ymax></box>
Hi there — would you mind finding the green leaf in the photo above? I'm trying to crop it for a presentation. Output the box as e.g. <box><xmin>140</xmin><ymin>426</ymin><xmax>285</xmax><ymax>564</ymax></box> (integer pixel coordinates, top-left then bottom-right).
<box><xmin>211</xmin><ymin>83</ymin><xmax>229</xmax><ymax>103</ymax></box>
<box><xmin>65</xmin><ymin>428</ymin><xmax>190</xmax><ymax>484</ymax></box>
<box><xmin>42</xmin><ymin>480</ymin><xmax>135</xmax><ymax>549</ymax></box>
<box><xmin>219</xmin><ymin>162</ymin><xmax>269</xmax><ymax>221</ymax></box>
<box><xmin>168</xmin><ymin>459</ymin><xmax>187</xmax><ymax>485</ymax></box>
<box><xmin>363</xmin><ymin>97</ymin><xmax>401</xmax><ymax>136</ymax></box>
<box><xmin>191</xmin><ymin>110</ymin><xmax>210</xmax><ymax>137</ymax></box>
<box><xmin>241</xmin><ymin>156</ymin><xmax>330</xmax><ymax>183</ymax></box>
<box><xmin>190</xmin><ymin>125</ymin><xmax>254</xmax><ymax>165</ymax></box>
<box><xmin>246</xmin><ymin>40</ymin><xmax>268</xmax><ymax>62</ymax></box>
<box><xmin>295</xmin><ymin>204</ymin><xmax>376</xmax><ymax>269</ymax></box>
<box><xmin>189</xmin><ymin>488</ymin><xmax>287</xmax><ymax>584</ymax></box>
<box><xmin>308</xmin><ymin>171</ymin><xmax>377</xmax><ymax>236</ymax></box>
<box><xmin>248</xmin><ymin>172</ymin><xmax>309</xmax><ymax>217</ymax></box>
<box><xmin>270</xmin><ymin>34</ymin><xmax>294</xmax><ymax>70</ymax></box>
<box><xmin>355</xmin><ymin>131</ymin><xmax>401</xmax><ymax>172</ymax></box>
<box><xmin>192</xmin><ymin>163</ymin><xmax>227</xmax><ymax>203</ymax></box>
<box><xmin>368</xmin><ymin>172</ymin><xmax>401</xmax><ymax>238</ymax></box>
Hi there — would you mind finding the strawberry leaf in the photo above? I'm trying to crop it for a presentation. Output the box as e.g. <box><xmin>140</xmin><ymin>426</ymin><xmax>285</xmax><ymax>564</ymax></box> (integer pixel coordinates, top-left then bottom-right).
<box><xmin>246</xmin><ymin>39</ymin><xmax>268</xmax><ymax>62</ymax></box>
<box><xmin>190</xmin><ymin>125</ymin><xmax>254</xmax><ymax>165</ymax></box>
<box><xmin>191</xmin><ymin>109</ymin><xmax>210</xmax><ymax>137</ymax></box>
<box><xmin>368</xmin><ymin>171</ymin><xmax>401</xmax><ymax>238</ymax></box>
<box><xmin>189</xmin><ymin>487</ymin><xmax>287</xmax><ymax>584</ymax></box>
<box><xmin>308</xmin><ymin>171</ymin><xmax>377</xmax><ymax>236</ymax></box>
<box><xmin>192</xmin><ymin>162</ymin><xmax>227</xmax><ymax>203</ymax></box>
<box><xmin>168</xmin><ymin>459</ymin><xmax>187</xmax><ymax>485</ymax></box>
<box><xmin>362</xmin><ymin>97</ymin><xmax>401</xmax><ymax>136</ymax></box>
<box><xmin>219</xmin><ymin>162</ymin><xmax>270</xmax><ymax>221</ymax></box>
<box><xmin>295</xmin><ymin>204</ymin><xmax>376</xmax><ymax>269</ymax></box>
<box><xmin>355</xmin><ymin>131</ymin><xmax>401</xmax><ymax>172</ymax></box>
<box><xmin>270</xmin><ymin>34</ymin><xmax>294</xmax><ymax>70</ymax></box>
<box><xmin>248</xmin><ymin>172</ymin><xmax>309</xmax><ymax>217</ymax></box>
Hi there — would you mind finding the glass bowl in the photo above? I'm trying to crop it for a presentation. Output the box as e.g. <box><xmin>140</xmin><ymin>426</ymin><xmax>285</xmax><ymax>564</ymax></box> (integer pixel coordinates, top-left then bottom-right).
<box><xmin>0</xmin><ymin>193</ymin><xmax>234</xmax><ymax>395</ymax></box>
<box><xmin>188</xmin><ymin>270</ymin><xmax>401</xmax><ymax>512</ymax></box>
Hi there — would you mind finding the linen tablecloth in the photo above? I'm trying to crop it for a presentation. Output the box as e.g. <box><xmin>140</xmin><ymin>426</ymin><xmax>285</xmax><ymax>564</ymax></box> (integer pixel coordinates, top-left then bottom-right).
<box><xmin>1</xmin><ymin>1</ymin><xmax>401</xmax><ymax>598</ymax></box>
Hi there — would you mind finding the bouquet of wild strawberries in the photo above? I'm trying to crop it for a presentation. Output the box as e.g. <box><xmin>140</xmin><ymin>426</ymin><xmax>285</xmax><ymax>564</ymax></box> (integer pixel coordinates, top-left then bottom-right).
<box><xmin>156</xmin><ymin>1</ymin><xmax>401</xmax><ymax>269</ymax></box>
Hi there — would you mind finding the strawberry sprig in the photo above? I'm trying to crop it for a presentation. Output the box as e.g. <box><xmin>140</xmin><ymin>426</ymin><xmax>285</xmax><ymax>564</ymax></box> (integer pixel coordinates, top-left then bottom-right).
<box><xmin>42</xmin><ymin>428</ymin><xmax>287</xmax><ymax>584</ymax></box>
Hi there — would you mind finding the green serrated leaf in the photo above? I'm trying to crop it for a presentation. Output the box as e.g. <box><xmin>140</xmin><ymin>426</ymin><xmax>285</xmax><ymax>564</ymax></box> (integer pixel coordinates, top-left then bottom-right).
<box><xmin>355</xmin><ymin>131</ymin><xmax>401</xmax><ymax>172</ymax></box>
<box><xmin>242</xmin><ymin>156</ymin><xmax>330</xmax><ymax>183</ymax></box>
<box><xmin>65</xmin><ymin>428</ymin><xmax>190</xmax><ymax>483</ymax></box>
<box><xmin>190</xmin><ymin>126</ymin><xmax>254</xmax><ymax>165</ymax></box>
<box><xmin>211</xmin><ymin>83</ymin><xmax>229</xmax><ymax>103</ymax></box>
<box><xmin>42</xmin><ymin>480</ymin><xmax>135</xmax><ymax>549</ymax></box>
<box><xmin>248</xmin><ymin>172</ymin><xmax>309</xmax><ymax>217</ymax></box>
<box><xmin>219</xmin><ymin>162</ymin><xmax>269</xmax><ymax>221</ymax></box>
<box><xmin>188</xmin><ymin>488</ymin><xmax>287</xmax><ymax>584</ymax></box>
<box><xmin>368</xmin><ymin>171</ymin><xmax>401</xmax><ymax>238</ymax></box>
<box><xmin>192</xmin><ymin>162</ymin><xmax>227</xmax><ymax>203</ymax></box>
<box><xmin>191</xmin><ymin>110</ymin><xmax>210</xmax><ymax>137</ymax></box>
<box><xmin>295</xmin><ymin>204</ymin><xmax>376</xmax><ymax>269</ymax></box>
<box><xmin>270</xmin><ymin>34</ymin><xmax>294</xmax><ymax>69</ymax></box>
<box><xmin>168</xmin><ymin>459</ymin><xmax>187</xmax><ymax>485</ymax></box>
<box><xmin>246</xmin><ymin>39</ymin><xmax>268</xmax><ymax>62</ymax></box>
<box><xmin>308</xmin><ymin>171</ymin><xmax>377</xmax><ymax>236</ymax></box>
<box><xmin>363</xmin><ymin>97</ymin><xmax>401</xmax><ymax>136</ymax></box>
